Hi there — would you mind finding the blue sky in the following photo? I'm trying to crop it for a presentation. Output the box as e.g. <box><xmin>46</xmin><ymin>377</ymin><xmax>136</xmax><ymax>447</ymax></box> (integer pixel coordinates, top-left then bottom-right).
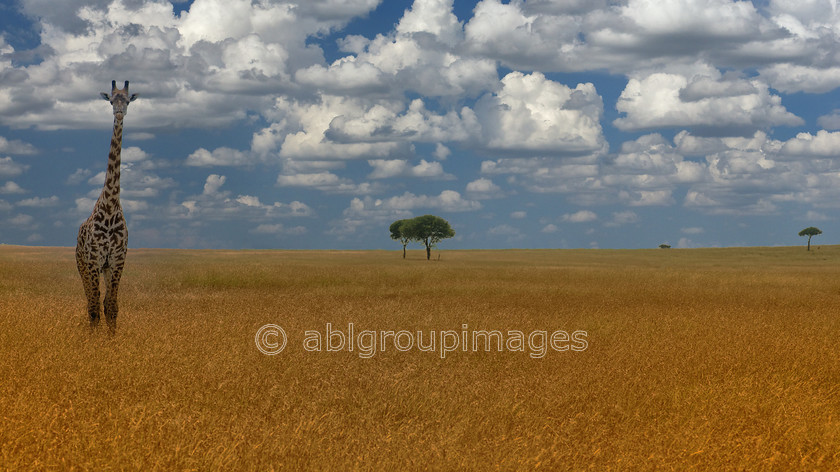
<box><xmin>2</xmin><ymin>0</ymin><xmax>840</xmax><ymax>249</ymax></box>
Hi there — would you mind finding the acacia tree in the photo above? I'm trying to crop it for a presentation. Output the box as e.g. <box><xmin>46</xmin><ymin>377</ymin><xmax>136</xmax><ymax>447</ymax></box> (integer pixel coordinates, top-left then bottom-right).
<box><xmin>390</xmin><ymin>215</ymin><xmax>455</xmax><ymax>259</ymax></box>
<box><xmin>798</xmin><ymin>226</ymin><xmax>822</xmax><ymax>251</ymax></box>
<box><xmin>389</xmin><ymin>219</ymin><xmax>416</xmax><ymax>259</ymax></box>
<box><xmin>411</xmin><ymin>214</ymin><xmax>455</xmax><ymax>260</ymax></box>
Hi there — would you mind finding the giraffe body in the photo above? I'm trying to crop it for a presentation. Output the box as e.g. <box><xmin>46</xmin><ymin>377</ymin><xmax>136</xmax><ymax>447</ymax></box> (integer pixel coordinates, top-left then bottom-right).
<box><xmin>76</xmin><ymin>81</ymin><xmax>137</xmax><ymax>333</ymax></box>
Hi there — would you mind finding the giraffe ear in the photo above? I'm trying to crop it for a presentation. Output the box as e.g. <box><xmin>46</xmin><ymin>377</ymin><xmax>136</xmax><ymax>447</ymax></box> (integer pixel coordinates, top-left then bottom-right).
<box><xmin>129</xmin><ymin>93</ymin><xmax>139</xmax><ymax>102</ymax></box>
<box><xmin>100</xmin><ymin>93</ymin><xmax>111</xmax><ymax>101</ymax></box>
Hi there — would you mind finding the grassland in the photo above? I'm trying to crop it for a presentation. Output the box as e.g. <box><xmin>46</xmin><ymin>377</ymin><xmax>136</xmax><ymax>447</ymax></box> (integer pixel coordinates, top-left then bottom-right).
<box><xmin>2</xmin><ymin>245</ymin><xmax>840</xmax><ymax>470</ymax></box>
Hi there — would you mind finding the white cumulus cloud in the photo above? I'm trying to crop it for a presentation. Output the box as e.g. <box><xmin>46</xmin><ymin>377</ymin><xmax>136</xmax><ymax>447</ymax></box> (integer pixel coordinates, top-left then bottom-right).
<box><xmin>562</xmin><ymin>210</ymin><xmax>597</xmax><ymax>223</ymax></box>
<box><xmin>474</xmin><ymin>72</ymin><xmax>606</xmax><ymax>154</ymax></box>
<box><xmin>615</xmin><ymin>67</ymin><xmax>803</xmax><ymax>133</ymax></box>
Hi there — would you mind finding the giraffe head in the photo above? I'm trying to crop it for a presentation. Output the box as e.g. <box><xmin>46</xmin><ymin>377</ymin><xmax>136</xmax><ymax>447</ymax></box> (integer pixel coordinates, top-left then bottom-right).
<box><xmin>100</xmin><ymin>80</ymin><xmax>138</xmax><ymax>119</ymax></box>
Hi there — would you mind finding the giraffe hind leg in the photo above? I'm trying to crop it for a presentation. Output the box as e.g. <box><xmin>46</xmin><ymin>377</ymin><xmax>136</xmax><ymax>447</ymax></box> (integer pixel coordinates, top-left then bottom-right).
<box><xmin>103</xmin><ymin>261</ymin><xmax>123</xmax><ymax>335</ymax></box>
<box><xmin>77</xmin><ymin>226</ymin><xmax>102</xmax><ymax>330</ymax></box>
<box><xmin>81</xmin><ymin>263</ymin><xmax>102</xmax><ymax>329</ymax></box>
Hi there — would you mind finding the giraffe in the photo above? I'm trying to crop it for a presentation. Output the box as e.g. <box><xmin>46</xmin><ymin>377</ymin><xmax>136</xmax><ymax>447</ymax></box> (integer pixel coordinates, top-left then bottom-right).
<box><xmin>76</xmin><ymin>80</ymin><xmax>138</xmax><ymax>334</ymax></box>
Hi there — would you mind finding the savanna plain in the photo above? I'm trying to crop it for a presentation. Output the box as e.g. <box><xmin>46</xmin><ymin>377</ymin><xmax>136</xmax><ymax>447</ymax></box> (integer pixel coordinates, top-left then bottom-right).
<box><xmin>2</xmin><ymin>245</ymin><xmax>840</xmax><ymax>470</ymax></box>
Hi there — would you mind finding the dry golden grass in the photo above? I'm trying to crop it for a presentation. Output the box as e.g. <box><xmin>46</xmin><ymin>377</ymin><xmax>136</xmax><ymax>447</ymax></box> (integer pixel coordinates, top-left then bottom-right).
<box><xmin>2</xmin><ymin>245</ymin><xmax>840</xmax><ymax>470</ymax></box>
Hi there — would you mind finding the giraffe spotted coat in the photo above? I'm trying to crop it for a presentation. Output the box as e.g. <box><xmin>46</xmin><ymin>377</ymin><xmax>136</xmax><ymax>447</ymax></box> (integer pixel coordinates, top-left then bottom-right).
<box><xmin>76</xmin><ymin>81</ymin><xmax>137</xmax><ymax>333</ymax></box>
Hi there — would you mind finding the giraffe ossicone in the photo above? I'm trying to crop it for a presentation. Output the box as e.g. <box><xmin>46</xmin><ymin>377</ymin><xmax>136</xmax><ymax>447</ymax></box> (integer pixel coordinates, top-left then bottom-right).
<box><xmin>76</xmin><ymin>80</ymin><xmax>138</xmax><ymax>334</ymax></box>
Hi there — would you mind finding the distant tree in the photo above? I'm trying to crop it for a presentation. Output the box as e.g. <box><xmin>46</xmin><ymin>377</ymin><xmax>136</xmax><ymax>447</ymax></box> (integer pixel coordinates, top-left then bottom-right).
<box><xmin>409</xmin><ymin>214</ymin><xmax>455</xmax><ymax>260</ymax></box>
<box><xmin>390</xmin><ymin>219</ymin><xmax>417</xmax><ymax>259</ymax></box>
<box><xmin>798</xmin><ymin>226</ymin><xmax>822</xmax><ymax>251</ymax></box>
<box><xmin>659</xmin><ymin>244</ymin><xmax>671</xmax><ymax>249</ymax></box>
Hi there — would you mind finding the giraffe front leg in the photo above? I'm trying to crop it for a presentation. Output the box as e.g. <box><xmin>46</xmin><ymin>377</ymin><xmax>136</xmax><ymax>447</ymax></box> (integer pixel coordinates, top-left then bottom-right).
<box><xmin>103</xmin><ymin>264</ymin><xmax>123</xmax><ymax>335</ymax></box>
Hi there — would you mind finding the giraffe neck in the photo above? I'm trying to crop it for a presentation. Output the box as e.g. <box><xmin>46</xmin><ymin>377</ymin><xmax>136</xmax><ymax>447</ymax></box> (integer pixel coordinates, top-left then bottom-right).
<box><xmin>102</xmin><ymin>115</ymin><xmax>123</xmax><ymax>204</ymax></box>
